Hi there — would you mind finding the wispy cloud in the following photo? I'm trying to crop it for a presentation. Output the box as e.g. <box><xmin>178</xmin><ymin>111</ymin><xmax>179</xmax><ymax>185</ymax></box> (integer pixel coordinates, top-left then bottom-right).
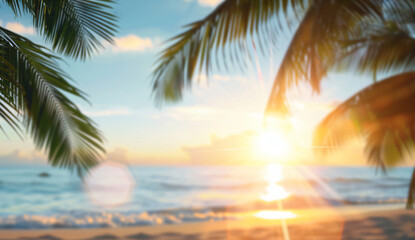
<box><xmin>185</xmin><ymin>0</ymin><xmax>223</xmax><ymax>7</ymax></box>
<box><xmin>173</xmin><ymin>106</ymin><xmax>218</xmax><ymax>116</ymax></box>
<box><xmin>153</xmin><ymin>105</ymin><xmax>223</xmax><ymax>122</ymax></box>
<box><xmin>290</xmin><ymin>100</ymin><xmax>340</xmax><ymax>112</ymax></box>
<box><xmin>0</xmin><ymin>150</ymin><xmax>46</xmax><ymax>166</ymax></box>
<box><xmin>110</xmin><ymin>34</ymin><xmax>154</xmax><ymax>53</ymax></box>
<box><xmin>83</xmin><ymin>107</ymin><xmax>133</xmax><ymax>117</ymax></box>
<box><xmin>183</xmin><ymin>131</ymin><xmax>256</xmax><ymax>165</ymax></box>
<box><xmin>211</xmin><ymin>74</ymin><xmax>231</xmax><ymax>82</ymax></box>
<box><xmin>5</xmin><ymin>22</ymin><xmax>35</xmax><ymax>35</ymax></box>
<box><xmin>197</xmin><ymin>0</ymin><xmax>223</xmax><ymax>7</ymax></box>
<box><xmin>195</xmin><ymin>74</ymin><xmax>248</xmax><ymax>89</ymax></box>
<box><xmin>104</xmin><ymin>147</ymin><xmax>183</xmax><ymax>165</ymax></box>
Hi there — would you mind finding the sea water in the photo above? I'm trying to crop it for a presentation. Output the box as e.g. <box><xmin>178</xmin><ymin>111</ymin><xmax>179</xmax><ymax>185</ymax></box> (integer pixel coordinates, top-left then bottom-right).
<box><xmin>0</xmin><ymin>165</ymin><xmax>411</xmax><ymax>229</ymax></box>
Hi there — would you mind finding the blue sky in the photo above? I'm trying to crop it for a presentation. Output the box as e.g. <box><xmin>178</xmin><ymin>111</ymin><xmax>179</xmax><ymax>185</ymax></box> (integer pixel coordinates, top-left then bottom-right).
<box><xmin>0</xmin><ymin>0</ymin><xmax>377</xmax><ymax>166</ymax></box>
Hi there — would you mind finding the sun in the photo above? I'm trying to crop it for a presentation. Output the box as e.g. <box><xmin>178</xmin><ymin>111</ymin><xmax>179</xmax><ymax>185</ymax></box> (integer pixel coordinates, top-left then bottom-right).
<box><xmin>254</xmin><ymin>130</ymin><xmax>290</xmax><ymax>160</ymax></box>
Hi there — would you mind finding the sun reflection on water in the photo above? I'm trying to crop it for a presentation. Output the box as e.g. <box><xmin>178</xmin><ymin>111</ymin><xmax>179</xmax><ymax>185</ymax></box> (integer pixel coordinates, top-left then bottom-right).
<box><xmin>254</xmin><ymin>210</ymin><xmax>296</xmax><ymax>220</ymax></box>
<box><xmin>256</xmin><ymin>164</ymin><xmax>296</xmax><ymax>223</ymax></box>
<box><xmin>260</xmin><ymin>164</ymin><xmax>291</xmax><ymax>202</ymax></box>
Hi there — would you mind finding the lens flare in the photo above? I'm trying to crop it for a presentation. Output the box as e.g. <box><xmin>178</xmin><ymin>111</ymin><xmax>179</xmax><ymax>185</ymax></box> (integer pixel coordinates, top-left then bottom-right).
<box><xmin>84</xmin><ymin>161</ymin><xmax>134</xmax><ymax>207</ymax></box>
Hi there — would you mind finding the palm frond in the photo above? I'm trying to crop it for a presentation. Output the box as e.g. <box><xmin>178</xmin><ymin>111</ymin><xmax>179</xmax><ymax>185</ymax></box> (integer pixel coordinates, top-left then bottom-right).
<box><xmin>3</xmin><ymin>0</ymin><xmax>118</xmax><ymax>60</ymax></box>
<box><xmin>0</xmin><ymin>27</ymin><xmax>105</xmax><ymax>176</ymax></box>
<box><xmin>0</xmin><ymin>53</ymin><xmax>21</xmax><ymax>135</ymax></box>
<box><xmin>264</xmin><ymin>0</ymin><xmax>406</xmax><ymax>115</ymax></box>
<box><xmin>314</xmin><ymin>72</ymin><xmax>415</xmax><ymax>171</ymax></box>
<box><xmin>265</xmin><ymin>0</ymin><xmax>415</xmax><ymax>115</ymax></box>
<box><xmin>336</xmin><ymin>19</ymin><xmax>415</xmax><ymax>79</ymax></box>
<box><xmin>152</xmin><ymin>0</ymin><xmax>310</xmax><ymax>104</ymax></box>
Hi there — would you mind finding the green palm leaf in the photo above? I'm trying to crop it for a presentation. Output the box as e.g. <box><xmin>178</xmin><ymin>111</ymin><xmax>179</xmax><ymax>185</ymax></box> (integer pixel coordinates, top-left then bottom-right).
<box><xmin>151</xmin><ymin>0</ymin><xmax>409</xmax><ymax>108</ymax></box>
<box><xmin>336</xmin><ymin>19</ymin><xmax>415</xmax><ymax>79</ymax></box>
<box><xmin>314</xmin><ymin>72</ymin><xmax>415</xmax><ymax>171</ymax></box>
<box><xmin>0</xmin><ymin>27</ymin><xmax>104</xmax><ymax>176</ymax></box>
<box><xmin>0</xmin><ymin>53</ymin><xmax>21</xmax><ymax>135</ymax></box>
<box><xmin>3</xmin><ymin>0</ymin><xmax>118</xmax><ymax>59</ymax></box>
<box><xmin>265</xmin><ymin>0</ymin><xmax>389</xmax><ymax>114</ymax></box>
<box><xmin>152</xmin><ymin>0</ymin><xmax>309</xmax><ymax>104</ymax></box>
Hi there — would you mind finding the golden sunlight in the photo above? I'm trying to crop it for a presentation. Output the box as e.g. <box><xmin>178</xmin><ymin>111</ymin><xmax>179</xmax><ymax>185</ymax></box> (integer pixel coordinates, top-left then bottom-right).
<box><xmin>254</xmin><ymin>210</ymin><xmax>296</xmax><ymax>220</ymax></box>
<box><xmin>260</xmin><ymin>164</ymin><xmax>290</xmax><ymax>201</ymax></box>
<box><xmin>254</xmin><ymin>130</ymin><xmax>290</xmax><ymax>160</ymax></box>
<box><xmin>256</xmin><ymin>164</ymin><xmax>295</xmax><ymax>223</ymax></box>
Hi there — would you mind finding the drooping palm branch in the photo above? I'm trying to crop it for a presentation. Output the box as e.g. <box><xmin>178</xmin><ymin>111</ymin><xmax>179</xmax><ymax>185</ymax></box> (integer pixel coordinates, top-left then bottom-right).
<box><xmin>337</xmin><ymin>20</ymin><xmax>415</xmax><ymax>78</ymax></box>
<box><xmin>311</xmin><ymin>11</ymin><xmax>415</xmax><ymax>206</ymax></box>
<box><xmin>152</xmin><ymin>0</ymin><xmax>310</xmax><ymax>103</ymax></box>
<box><xmin>0</xmin><ymin>0</ymin><xmax>117</xmax><ymax>175</ymax></box>
<box><xmin>313</xmin><ymin>71</ymin><xmax>415</xmax><ymax>207</ymax></box>
<box><xmin>312</xmin><ymin>4</ymin><xmax>415</xmax><ymax>159</ymax></box>
<box><xmin>0</xmin><ymin>28</ymin><xmax>105</xmax><ymax>176</ymax></box>
<box><xmin>3</xmin><ymin>0</ymin><xmax>118</xmax><ymax>59</ymax></box>
<box><xmin>151</xmin><ymin>0</ymin><xmax>409</xmax><ymax>107</ymax></box>
<box><xmin>314</xmin><ymin>72</ymin><xmax>415</xmax><ymax>169</ymax></box>
<box><xmin>266</xmin><ymin>0</ymin><xmax>415</xmax><ymax>114</ymax></box>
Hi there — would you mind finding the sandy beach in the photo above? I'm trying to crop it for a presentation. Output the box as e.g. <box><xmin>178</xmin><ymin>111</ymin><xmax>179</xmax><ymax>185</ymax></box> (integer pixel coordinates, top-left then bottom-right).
<box><xmin>1</xmin><ymin>205</ymin><xmax>414</xmax><ymax>240</ymax></box>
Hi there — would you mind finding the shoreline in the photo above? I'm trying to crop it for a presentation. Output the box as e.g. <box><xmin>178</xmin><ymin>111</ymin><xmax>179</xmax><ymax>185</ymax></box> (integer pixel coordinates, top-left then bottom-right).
<box><xmin>1</xmin><ymin>204</ymin><xmax>412</xmax><ymax>240</ymax></box>
<box><xmin>0</xmin><ymin>195</ymin><xmax>406</xmax><ymax>230</ymax></box>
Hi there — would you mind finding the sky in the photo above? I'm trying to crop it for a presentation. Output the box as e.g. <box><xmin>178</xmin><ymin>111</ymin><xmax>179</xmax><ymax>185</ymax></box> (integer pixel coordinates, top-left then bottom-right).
<box><xmin>0</xmin><ymin>0</ymin><xmax>378</xmax><ymax>166</ymax></box>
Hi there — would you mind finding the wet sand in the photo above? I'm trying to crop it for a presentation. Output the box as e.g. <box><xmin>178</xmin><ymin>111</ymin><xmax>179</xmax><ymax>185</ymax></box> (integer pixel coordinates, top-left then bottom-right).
<box><xmin>1</xmin><ymin>206</ymin><xmax>415</xmax><ymax>240</ymax></box>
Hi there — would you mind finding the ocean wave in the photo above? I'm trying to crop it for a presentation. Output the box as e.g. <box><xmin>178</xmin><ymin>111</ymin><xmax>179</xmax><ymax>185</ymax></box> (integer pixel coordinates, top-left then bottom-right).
<box><xmin>0</xmin><ymin>210</ymin><xmax>236</xmax><ymax>229</ymax></box>
<box><xmin>1</xmin><ymin>166</ymin><xmax>412</xmax><ymax>229</ymax></box>
<box><xmin>374</xmin><ymin>183</ymin><xmax>409</xmax><ymax>188</ymax></box>
<box><xmin>332</xmin><ymin>178</ymin><xmax>371</xmax><ymax>183</ymax></box>
<box><xmin>153</xmin><ymin>178</ymin><xmax>382</xmax><ymax>191</ymax></box>
<box><xmin>0</xmin><ymin>195</ymin><xmax>406</xmax><ymax>229</ymax></box>
<box><xmin>344</xmin><ymin>198</ymin><xmax>406</xmax><ymax>205</ymax></box>
<box><xmin>384</xmin><ymin>177</ymin><xmax>409</xmax><ymax>182</ymax></box>
<box><xmin>156</xmin><ymin>182</ymin><xmax>259</xmax><ymax>191</ymax></box>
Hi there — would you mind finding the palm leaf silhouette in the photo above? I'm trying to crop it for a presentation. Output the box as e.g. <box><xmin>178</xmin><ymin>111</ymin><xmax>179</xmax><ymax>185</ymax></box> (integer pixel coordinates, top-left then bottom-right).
<box><xmin>0</xmin><ymin>0</ymin><xmax>117</xmax><ymax>175</ymax></box>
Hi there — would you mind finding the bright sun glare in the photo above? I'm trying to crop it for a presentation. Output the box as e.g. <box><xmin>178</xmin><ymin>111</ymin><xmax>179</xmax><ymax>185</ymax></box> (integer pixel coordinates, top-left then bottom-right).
<box><xmin>255</xmin><ymin>130</ymin><xmax>290</xmax><ymax>160</ymax></box>
<box><xmin>255</xmin><ymin>164</ymin><xmax>295</xmax><ymax>220</ymax></box>
<box><xmin>260</xmin><ymin>164</ymin><xmax>290</xmax><ymax>201</ymax></box>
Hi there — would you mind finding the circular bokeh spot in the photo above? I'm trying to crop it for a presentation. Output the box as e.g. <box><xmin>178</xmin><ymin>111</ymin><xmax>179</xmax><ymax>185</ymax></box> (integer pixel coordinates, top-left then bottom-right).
<box><xmin>84</xmin><ymin>161</ymin><xmax>134</xmax><ymax>207</ymax></box>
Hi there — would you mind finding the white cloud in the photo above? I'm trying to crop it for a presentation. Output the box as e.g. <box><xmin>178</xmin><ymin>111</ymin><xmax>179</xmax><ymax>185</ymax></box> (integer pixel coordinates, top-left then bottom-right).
<box><xmin>197</xmin><ymin>0</ymin><xmax>223</xmax><ymax>7</ymax></box>
<box><xmin>105</xmin><ymin>147</ymin><xmax>130</xmax><ymax>163</ymax></box>
<box><xmin>5</xmin><ymin>22</ymin><xmax>34</xmax><ymax>35</ymax></box>
<box><xmin>196</xmin><ymin>74</ymin><xmax>247</xmax><ymax>86</ymax></box>
<box><xmin>183</xmin><ymin>131</ymin><xmax>256</xmax><ymax>165</ymax></box>
<box><xmin>155</xmin><ymin>105</ymin><xmax>223</xmax><ymax>122</ymax></box>
<box><xmin>0</xmin><ymin>150</ymin><xmax>46</xmax><ymax>166</ymax></box>
<box><xmin>212</xmin><ymin>74</ymin><xmax>231</xmax><ymax>81</ymax></box>
<box><xmin>173</xmin><ymin>106</ymin><xmax>218</xmax><ymax>116</ymax></box>
<box><xmin>196</xmin><ymin>74</ymin><xmax>209</xmax><ymax>88</ymax></box>
<box><xmin>83</xmin><ymin>107</ymin><xmax>133</xmax><ymax>117</ymax></box>
<box><xmin>111</xmin><ymin>34</ymin><xmax>154</xmax><ymax>53</ymax></box>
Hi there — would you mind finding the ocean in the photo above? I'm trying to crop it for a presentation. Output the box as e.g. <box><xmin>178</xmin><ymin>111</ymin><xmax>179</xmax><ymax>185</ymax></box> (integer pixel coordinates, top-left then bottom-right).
<box><xmin>0</xmin><ymin>164</ymin><xmax>411</xmax><ymax>229</ymax></box>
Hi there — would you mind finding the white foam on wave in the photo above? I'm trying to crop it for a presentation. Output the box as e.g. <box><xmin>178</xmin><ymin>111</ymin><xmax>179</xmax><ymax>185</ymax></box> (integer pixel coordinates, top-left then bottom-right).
<box><xmin>0</xmin><ymin>210</ymin><xmax>235</xmax><ymax>229</ymax></box>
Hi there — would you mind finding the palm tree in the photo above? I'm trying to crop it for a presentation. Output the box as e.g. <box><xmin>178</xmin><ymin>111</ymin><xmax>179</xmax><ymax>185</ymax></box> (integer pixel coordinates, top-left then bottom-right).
<box><xmin>1</xmin><ymin>0</ymin><xmax>117</xmax><ymax>176</ymax></box>
<box><xmin>152</xmin><ymin>0</ymin><xmax>415</xmax><ymax>208</ymax></box>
